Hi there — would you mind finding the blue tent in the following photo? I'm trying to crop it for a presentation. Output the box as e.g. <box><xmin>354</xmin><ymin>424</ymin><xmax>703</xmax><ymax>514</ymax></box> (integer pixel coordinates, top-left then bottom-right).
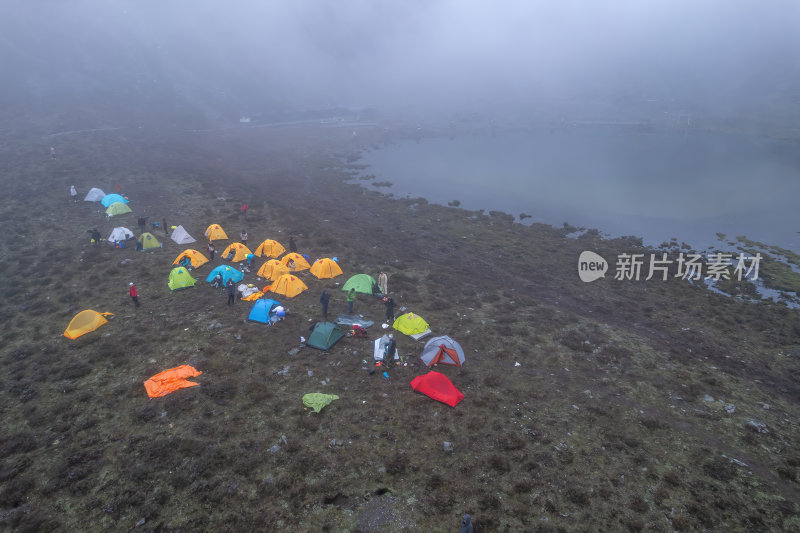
<box><xmin>205</xmin><ymin>265</ymin><xmax>244</xmax><ymax>285</ymax></box>
<box><xmin>248</xmin><ymin>299</ymin><xmax>282</xmax><ymax>324</ymax></box>
<box><xmin>101</xmin><ymin>194</ymin><xmax>129</xmax><ymax>207</ymax></box>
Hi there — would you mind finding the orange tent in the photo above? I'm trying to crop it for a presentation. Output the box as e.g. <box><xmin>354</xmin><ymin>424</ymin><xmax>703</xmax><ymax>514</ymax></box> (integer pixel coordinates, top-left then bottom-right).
<box><xmin>269</xmin><ymin>274</ymin><xmax>308</xmax><ymax>298</ymax></box>
<box><xmin>204</xmin><ymin>224</ymin><xmax>228</xmax><ymax>242</ymax></box>
<box><xmin>280</xmin><ymin>252</ymin><xmax>311</xmax><ymax>272</ymax></box>
<box><xmin>310</xmin><ymin>257</ymin><xmax>343</xmax><ymax>279</ymax></box>
<box><xmin>222</xmin><ymin>242</ymin><xmax>252</xmax><ymax>262</ymax></box>
<box><xmin>173</xmin><ymin>249</ymin><xmax>209</xmax><ymax>268</ymax></box>
<box><xmin>63</xmin><ymin>310</ymin><xmax>113</xmax><ymax>339</ymax></box>
<box><xmin>257</xmin><ymin>259</ymin><xmax>290</xmax><ymax>281</ymax></box>
<box><xmin>254</xmin><ymin>239</ymin><xmax>286</xmax><ymax>258</ymax></box>
<box><xmin>144</xmin><ymin>365</ymin><xmax>203</xmax><ymax>398</ymax></box>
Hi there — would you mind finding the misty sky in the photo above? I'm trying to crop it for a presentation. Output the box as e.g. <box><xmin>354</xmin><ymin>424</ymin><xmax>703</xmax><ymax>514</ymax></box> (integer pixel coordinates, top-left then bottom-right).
<box><xmin>1</xmin><ymin>0</ymin><xmax>799</xmax><ymax>123</ymax></box>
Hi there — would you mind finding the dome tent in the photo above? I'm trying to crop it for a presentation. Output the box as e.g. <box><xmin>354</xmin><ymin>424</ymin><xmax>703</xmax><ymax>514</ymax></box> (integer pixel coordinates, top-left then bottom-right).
<box><xmin>254</xmin><ymin>239</ymin><xmax>286</xmax><ymax>258</ymax></box>
<box><xmin>268</xmin><ymin>274</ymin><xmax>308</xmax><ymax>298</ymax></box>
<box><xmin>280</xmin><ymin>253</ymin><xmax>311</xmax><ymax>272</ymax></box>
<box><xmin>106</xmin><ymin>202</ymin><xmax>132</xmax><ymax>217</ymax></box>
<box><xmin>173</xmin><ymin>249</ymin><xmax>209</xmax><ymax>269</ymax></box>
<box><xmin>419</xmin><ymin>336</ymin><xmax>465</xmax><ymax>367</ymax></box>
<box><xmin>205</xmin><ymin>265</ymin><xmax>244</xmax><ymax>285</ymax></box>
<box><xmin>101</xmin><ymin>193</ymin><xmax>129</xmax><ymax>207</ymax></box>
<box><xmin>257</xmin><ymin>259</ymin><xmax>290</xmax><ymax>281</ymax></box>
<box><xmin>310</xmin><ymin>258</ymin><xmax>343</xmax><ymax>279</ymax></box>
<box><xmin>137</xmin><ymin>232</ymin><xmax>162</xmax><ymax>251</ymax></box>
<box><xmin>84</xmin><ymin>188</ymin><xmax>105</xmax><ymax>202</ymax></box>
<box><xmin>247</xmin><ymin>298</ymin><xmax>282</xmax><ymax>324</ymax></box>
<box><xmin>307</xmin><ymin>322</ymin><xmax>345</xmax><ymax>350</ymax></box>
<box><xmin>204</xmin><ymin>224</ymin><xmax>228</xmax><ymax>242</ymax></box>
<box><xmin>168</xmin><ymin>267</ymin><xmax>197</xmax><ymax>291</ymax></box>
<box><xmin>341</xmin><ymin>274</ymin><xmax>378</xmax><ymax>295</ymax></box>
<box><xmin>108</xmin><ymin>227</ymin><xmax>134</xmax><ymax>243</ymax></box>
<box><xmin>222</xmin><ymin>242</ymin><xmax>252</xmax><ymax>262</ymax></box>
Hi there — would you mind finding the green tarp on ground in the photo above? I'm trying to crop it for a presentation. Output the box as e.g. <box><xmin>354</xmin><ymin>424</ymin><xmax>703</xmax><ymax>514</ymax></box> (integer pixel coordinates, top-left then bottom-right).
<box><xmin>302</xmin><ymin>393</ymin><xmax>340</xmax><ymax>413</ymax></box>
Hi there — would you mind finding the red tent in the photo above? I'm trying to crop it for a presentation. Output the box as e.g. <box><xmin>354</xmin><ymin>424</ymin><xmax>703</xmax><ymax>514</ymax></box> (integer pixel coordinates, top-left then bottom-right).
<box><xmin>410</xmin><ymin>371</ymin><xmax>464</xmax><ymax>407</ymax></box>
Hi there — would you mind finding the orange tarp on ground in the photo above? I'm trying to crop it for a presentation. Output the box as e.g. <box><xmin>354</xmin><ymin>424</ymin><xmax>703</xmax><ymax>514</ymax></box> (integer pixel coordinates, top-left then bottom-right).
<box><xmin>144</xmin><ymin>365</ymin><xmax>203</xmax><ymax>398</ymax></box>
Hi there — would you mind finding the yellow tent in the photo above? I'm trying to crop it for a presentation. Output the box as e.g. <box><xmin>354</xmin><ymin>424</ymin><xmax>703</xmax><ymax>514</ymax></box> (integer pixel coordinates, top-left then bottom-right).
<box><xmin>269</xmin><ymin>274</ymin><xmax>308</xmax><ymax>298</ymax></box>
<box><xmin>257</xmin><ymin>259</ymin><xmax>290</xmax><ymax>281</ymax></box>
<box><xmin>254</xmin><ymin>239</ymin><xmax>286</xmax><ymax>258</ymax></box>
<box><xmin>138</xmin><ymin>232</ymin><xmax>162</xmax><ymax>251</ymax></box>
<box><xmin>280</xmin><ymin>252</ymin><xmax>311</xmax><ymax>272</ymax></box>
<box><xmin>310</xmin><ymin>258</ymin><xmax>343</xmax><ymax>279</ymax></box>
<box><xmin>222</xmin><ymin>242</ymin><xmax>252</xmax><ymax>262</ymax></box>
<box><xmin>393</xmin><ymin>313</ymin><xmax>430</xmax><ymax>336</ymax></box>
<box><xmin>173</xmin><ymin>249</ymin><xmax>209</xmax><ymax>268</ymax></box>
<box><xmin>204</xmin><ymin>224</ymin><xmax>228</xmax><ymax>242</ymax></box>
<box><xmin>64</xmin><ymin>310</ymin><xmax>113</xmax><ymax>339</ymax></box>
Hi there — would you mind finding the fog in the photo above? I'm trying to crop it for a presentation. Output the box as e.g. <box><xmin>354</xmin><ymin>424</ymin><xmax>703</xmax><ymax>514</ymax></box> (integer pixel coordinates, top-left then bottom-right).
<box><xmin>1</xmin><ymin>0</ymin><xmax>799</xmax><ymax>125</ymax></box>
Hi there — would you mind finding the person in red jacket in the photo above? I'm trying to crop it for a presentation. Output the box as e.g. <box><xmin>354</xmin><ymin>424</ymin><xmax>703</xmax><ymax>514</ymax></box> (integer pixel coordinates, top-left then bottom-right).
<box><xmin>129</xmin><ymin>282</ymin><xmax>140</xmax><ymax>307</ymax></box>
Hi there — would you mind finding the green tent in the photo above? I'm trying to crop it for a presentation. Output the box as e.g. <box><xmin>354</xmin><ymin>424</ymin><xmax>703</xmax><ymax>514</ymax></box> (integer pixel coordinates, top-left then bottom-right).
<box><xmin>106</xmin><ymin>201</ymin><xmax>132</xmax><ymax>216</ymax></box>
<box><xmin>138</xmin><ymin>232</ymin><xmax>162</xmax><ymax>251</ymax></box>
<box><xmin>393</xmin><ymin>312</ymin><xmax>430</xmax><ymax>335</ymax></box>
<box><xmin>302</xmin><ymin>393</ymin><xmax>340</xmax><ymax>413</ymax></box>
<box><xmin>341</xmin><ymin>273</ymin><xmax>378</xmax><ymax>295</ymax></box>
<box><xmin>307</xmin><ymin>322</ymin><xmax>345</xmax><ymax>350</ymax></box>
<box><xmin>168</xmin><ymin>267</ymin><xmax>196</xmax><ymax>291</ymax></box>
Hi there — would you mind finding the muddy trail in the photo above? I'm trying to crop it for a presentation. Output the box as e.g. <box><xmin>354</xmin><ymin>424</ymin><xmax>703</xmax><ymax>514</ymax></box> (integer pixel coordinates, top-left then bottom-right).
<box><xmin>0</xmin><ymin>123</ymin><xmax>798</xmax><ymax>532</ymax></box>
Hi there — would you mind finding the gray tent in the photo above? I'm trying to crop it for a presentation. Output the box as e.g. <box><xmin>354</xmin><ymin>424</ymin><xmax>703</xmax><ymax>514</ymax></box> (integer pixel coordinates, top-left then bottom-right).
<box><xmin>419</xmin><ymin>335</ymin><xmax>465</xmax><ymax>367</ymax></box>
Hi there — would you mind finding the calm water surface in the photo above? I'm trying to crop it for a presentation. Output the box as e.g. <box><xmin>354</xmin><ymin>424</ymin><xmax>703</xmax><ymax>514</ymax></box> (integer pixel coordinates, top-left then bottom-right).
<box><xmin>359</xmin><ymin>128</ymin><xmax>800</xmax><ymax>252</ymax></box>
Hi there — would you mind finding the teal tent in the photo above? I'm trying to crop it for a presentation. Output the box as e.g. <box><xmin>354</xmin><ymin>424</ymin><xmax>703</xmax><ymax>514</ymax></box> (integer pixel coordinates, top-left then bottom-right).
<box><xmin>341</xmin><ymin>274</ymin><xmax>378</xmax><ymax>295</ymax></box>
<box><xmin>101</xmin><ymin>193</ymin><xmax>129</xmax><ymax>207</ymax></box>
<box><xmin>205</xmin><ymin>265</ymin><xmax>244</xmax><ymax>285</ymax></box>
<box><xmin>307</xmin><ymin>322</ymin><xmax>345</xmax><ymax>350</ymax></box>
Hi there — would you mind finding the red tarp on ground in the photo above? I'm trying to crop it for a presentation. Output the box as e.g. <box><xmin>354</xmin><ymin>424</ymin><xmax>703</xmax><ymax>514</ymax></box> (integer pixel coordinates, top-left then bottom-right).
<box><xmin>144</xmin><ymin>365</ymin><xmax>202</xmax><ymax>398</ymax></box>
<box><xmin>409</xmin><ymin>371</ymin><xmax>464</xmax><ymax>407</ymax></box>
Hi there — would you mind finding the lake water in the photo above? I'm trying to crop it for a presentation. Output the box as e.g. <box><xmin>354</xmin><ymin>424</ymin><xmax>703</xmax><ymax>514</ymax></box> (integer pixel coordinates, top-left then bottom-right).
<box><xmin>358</xmin><ymin>128</ymin><xmax>800</xmax><ymax>252</ymax></box>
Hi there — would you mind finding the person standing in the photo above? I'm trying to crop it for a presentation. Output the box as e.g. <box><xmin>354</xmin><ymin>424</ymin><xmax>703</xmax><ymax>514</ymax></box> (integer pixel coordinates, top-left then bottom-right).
<box><xmin>50</xmin><ymin>146</ymin><xmax>56</xmax><ymax>159</ymax></box>
<box><xmin>91</xmin><ymin>228</ymin><xmax>101</xmax><ymax>244</ymax></box>
<box><xmin>240</xmin><ymin>229</ymin><xmax>248</xmax><ymax>245</ymax></box>
<box><xmin>320</xmin><ymin>290</ymin><xmax>330</xmax><ymax>321</ymax></box>
<box><xmin>226</xmin><ymin>279</ymin><xmax>236</xmax><ymax>305</ymax></box>
<box><xmin>289</xmin><ymin>235</ymin><xmax>297</xmax><ymax>253</ymax></box>
<box><xmin>162</xmin><ymin>218</ymin><xmax>168</xmax><ymax>234</ymax></box>
<box><xmin>241</xmin><ymin>203</ymin><xmax>248</xmax><ymax>218</ymax></box>
<box><xmin>384</xmin><ymin>334</ymin><xmax>397</xmax><ymax>366</ymax></box>
<box><xmin>347</xmin><ymin>288</ymin><xmax>356</xmax><ymax>314</ymax></box>
<box><xmin>207</xmin><ymin>242</ymin><xmax>216</xmax><ymax>260</ymax></box>
<box><xmin>460</xmin><ymin>514</ymin><xmax>473</xmax><ymax>533</ymax></box>
<box><xmin>384</xmin><ymin>296</ymin><xmax>395</xmax><ymax>322</ymax></box>
<box><xmin>378</xmin><ymin>271</ymin><xmax>388</xmax><ymax>295</ymax></box>
<box><xmin>129</xmin><ymin>282</ymin><xmax>140</xmax><ymax>307</ymax></box>
<box><xmin>70</xmin><ymin>185</ymin><xmax>78</xmax><ymax>202</ymax></box>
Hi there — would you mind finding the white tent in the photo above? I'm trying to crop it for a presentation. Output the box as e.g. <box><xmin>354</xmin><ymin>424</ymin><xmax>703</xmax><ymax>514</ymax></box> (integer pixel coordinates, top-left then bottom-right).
<box><xmin>108</xmin><ymin>227</ymin><xmax>134</xmax><ymax>243</ymax></box>
<box><xmin>170</xmin><ymin>225</ymin><xmax>196</xmax><ymax>245</ymax></box>
<box><xmin>83</xmin><ymin>188</ymin><xmax>105</xmax><ymax>202</ymax></box>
